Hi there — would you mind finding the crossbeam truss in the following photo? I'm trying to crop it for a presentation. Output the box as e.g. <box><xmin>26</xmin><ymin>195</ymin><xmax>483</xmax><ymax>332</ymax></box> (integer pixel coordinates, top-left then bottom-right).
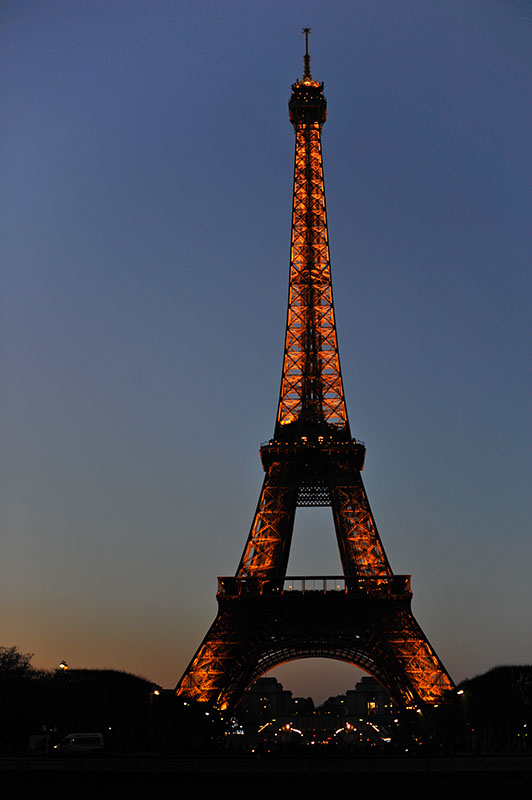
<box><xmin>176</xmin><ymin>46</ymin><xmax>455</xmax><ymax>714</ymax></box>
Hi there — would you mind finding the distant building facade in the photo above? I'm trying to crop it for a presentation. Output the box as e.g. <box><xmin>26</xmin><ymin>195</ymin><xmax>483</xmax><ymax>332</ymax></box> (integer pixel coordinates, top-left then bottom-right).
<box><xmin>240</xmin><ymin>674</ymin><xmax>396</xmax><ymax>745</ymax></box>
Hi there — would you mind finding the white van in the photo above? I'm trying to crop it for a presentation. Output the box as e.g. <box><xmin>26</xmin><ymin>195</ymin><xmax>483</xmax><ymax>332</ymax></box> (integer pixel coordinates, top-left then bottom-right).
<box><xmin>59</xmin><ymin>732</ymin><xmax>104</xmax><ymax>753</ymax></box>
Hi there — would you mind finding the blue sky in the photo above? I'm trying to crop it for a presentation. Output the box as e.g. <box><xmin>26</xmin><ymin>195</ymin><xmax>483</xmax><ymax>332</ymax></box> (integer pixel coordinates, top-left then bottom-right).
<box><xmin>2</xmin><ymin>1</ymin><xmax>531</xmax><ymax>702</ymax></box>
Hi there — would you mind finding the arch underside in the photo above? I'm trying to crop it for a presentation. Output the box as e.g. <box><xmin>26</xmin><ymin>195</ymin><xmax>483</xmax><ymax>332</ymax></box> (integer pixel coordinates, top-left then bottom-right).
<box><xmin>221</xmin><ymin>628</ymin><xmax>414</xmax><ymax>711</ymax></box>
<box><xmin>248</xmin><ymin>646</ymin><xmax>386</xmax><ymax>694</ymax></box>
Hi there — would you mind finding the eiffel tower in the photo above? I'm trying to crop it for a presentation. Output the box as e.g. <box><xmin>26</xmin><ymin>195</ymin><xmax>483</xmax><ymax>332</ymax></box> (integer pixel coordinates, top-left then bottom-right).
<box><xmin>176</xmin><ymin>30</ymin><xmax>454</xmax><ymax>712</ymax></box>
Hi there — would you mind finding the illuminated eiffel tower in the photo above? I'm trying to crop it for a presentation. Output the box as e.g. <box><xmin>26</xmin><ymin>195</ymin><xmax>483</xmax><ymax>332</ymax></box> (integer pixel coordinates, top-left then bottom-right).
<box><xmin>176</xmin><ymin>30</ymin><xmax>454</xmax><ymax>712</ymax></box>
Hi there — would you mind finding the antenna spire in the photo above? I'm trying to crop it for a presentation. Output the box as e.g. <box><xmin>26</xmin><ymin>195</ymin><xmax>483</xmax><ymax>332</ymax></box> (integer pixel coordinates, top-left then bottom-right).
<box><xmin>302</xmin><ymin>27</ymin><xmax>312</xmax><ymax>79</ymax></box>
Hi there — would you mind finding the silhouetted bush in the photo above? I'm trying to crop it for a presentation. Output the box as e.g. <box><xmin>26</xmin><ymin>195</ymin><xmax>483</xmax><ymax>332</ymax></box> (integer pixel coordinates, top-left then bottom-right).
<box><xmin>458</xmin><ymin>665</ymin><xmax>532</xmax><ymax>752</ymax></box>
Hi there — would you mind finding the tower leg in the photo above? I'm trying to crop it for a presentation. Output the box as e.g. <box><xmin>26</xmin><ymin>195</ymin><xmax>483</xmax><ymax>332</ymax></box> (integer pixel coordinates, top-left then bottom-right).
<box><xmin>237</xmin><ymin>462</ymin><xmax>298</xmax><ymax>579</ymax></box>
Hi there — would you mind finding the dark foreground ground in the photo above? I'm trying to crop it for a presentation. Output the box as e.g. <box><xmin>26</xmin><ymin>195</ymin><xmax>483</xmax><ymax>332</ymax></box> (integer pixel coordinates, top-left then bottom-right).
<box><xmin>2</xmin><ymin>754</ymin><xmax>531</xmax><ymax>792</ymax></box>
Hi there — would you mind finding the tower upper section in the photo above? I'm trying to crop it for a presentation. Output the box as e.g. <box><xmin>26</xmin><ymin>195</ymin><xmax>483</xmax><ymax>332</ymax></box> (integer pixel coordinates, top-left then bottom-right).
<box><xmin>289</xmin><ymin>28</ymin><xmax>327</xmax><ymax>127</ymax></box>
<box><xmin>275</xmin><ymin>31</ymin><xmax>349</xmax><ymax>441</ymax></box>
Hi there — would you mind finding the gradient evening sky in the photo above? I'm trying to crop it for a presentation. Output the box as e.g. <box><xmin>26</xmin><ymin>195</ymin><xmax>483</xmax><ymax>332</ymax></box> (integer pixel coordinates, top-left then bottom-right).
<box><xmin>2</xmin><ymin>1</ymin><xmax>531</xmax><ymax>703</ymax></box>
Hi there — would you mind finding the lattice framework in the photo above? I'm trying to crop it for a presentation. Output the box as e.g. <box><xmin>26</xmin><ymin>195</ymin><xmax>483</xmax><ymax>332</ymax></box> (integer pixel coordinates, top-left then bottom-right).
<box><xmin>277</xmin><ymin>119</ymin><xmax>347</xmax><ymax>430</ymax></box>
<box><xmin>176</xmin><ymin>36</ymin><xmax>455</xmax><ymax>716</ymax></box>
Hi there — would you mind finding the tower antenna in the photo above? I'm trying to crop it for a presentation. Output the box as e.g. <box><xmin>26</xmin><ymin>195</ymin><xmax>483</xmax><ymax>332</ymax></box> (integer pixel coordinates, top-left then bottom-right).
<box><xmin>302</xmin><ymin>27</ymin><xmax>312</xmax><ymax>79</ymax></box>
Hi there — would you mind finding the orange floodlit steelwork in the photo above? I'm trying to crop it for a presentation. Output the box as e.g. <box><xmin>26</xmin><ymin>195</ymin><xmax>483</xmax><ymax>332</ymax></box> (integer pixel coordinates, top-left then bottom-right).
<box><xmin>278</xmin><ymin>117</ymin><xmax>347</xmax><ymax>430</ymax></box>
<box><xmin>176</xmin><ymin>30</ymin><xmax>454</xmax><ymax>712</ymax></box>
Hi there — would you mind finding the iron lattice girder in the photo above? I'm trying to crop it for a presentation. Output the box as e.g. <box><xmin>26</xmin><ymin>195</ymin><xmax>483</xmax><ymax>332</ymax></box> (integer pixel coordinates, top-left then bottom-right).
<box><xmin>277</xmin><ymin>119</ymin><xmax>347</xmax><ymax>430</ymax></box>
<box><xmin>176</xmin><ymin>580</ymin><xmax>453</xmax><ymax>711</ymax></box>
<box><xmin>236</xmin><ymin>460</ymin><xmax>298</xmax><ymax>580</ymax></box>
